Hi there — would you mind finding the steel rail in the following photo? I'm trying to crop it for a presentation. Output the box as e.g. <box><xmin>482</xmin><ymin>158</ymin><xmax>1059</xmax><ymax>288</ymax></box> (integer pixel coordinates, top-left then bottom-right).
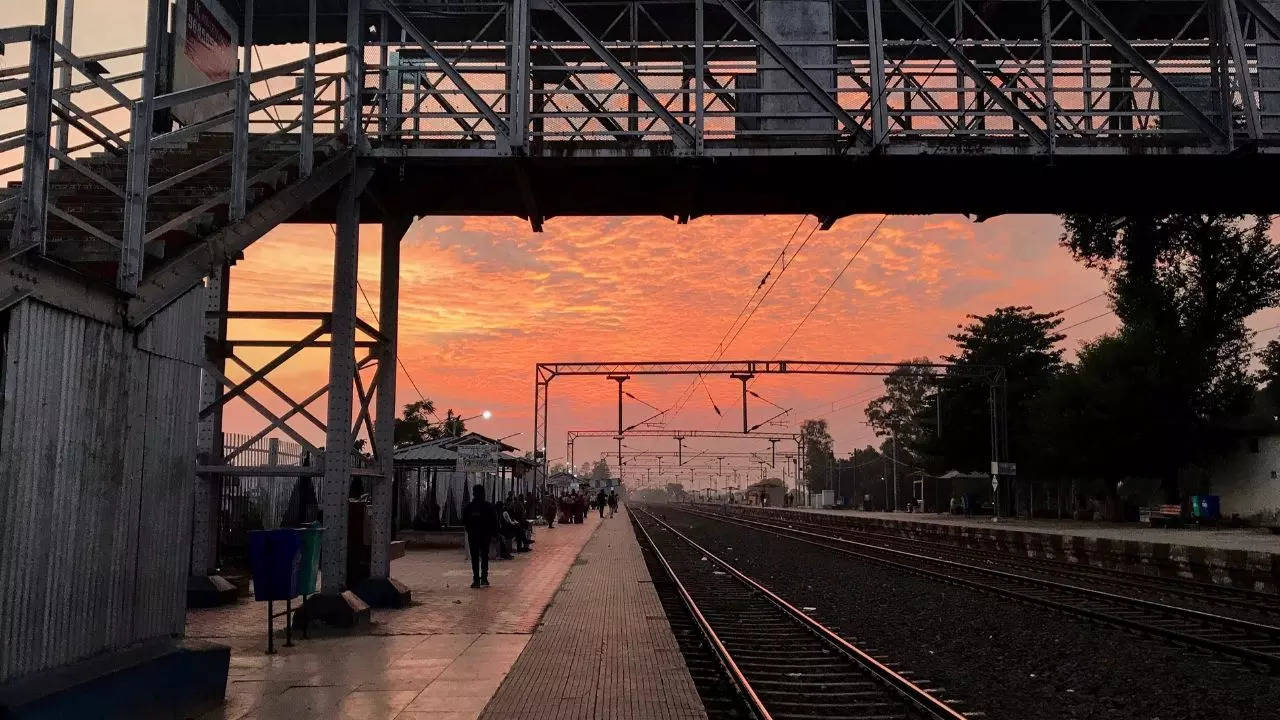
<box><xmin>631</xmin><ymin>509</ymin><xmax>773</xmax><ymax>720</ymax></box>
<box><xmin>634</xmin><ymin>507</ymin><xmax>970</xmax><ymax>720</ymax></box>
<box><xmin>681</xmin><ymin>506</ymin><xmax>1280</xmax><ymax>671</ymax></box>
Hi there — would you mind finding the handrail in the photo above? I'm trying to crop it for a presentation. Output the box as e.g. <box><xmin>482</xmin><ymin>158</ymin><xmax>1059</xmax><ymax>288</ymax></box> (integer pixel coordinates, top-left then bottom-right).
<box><xmin>0</xmin><ymin>26</ymin><xmax>38</xmax><ymax>47</ymax></box>
<box><xmin>55</xmin><ymin>71</ymin><xmax>143</xmax><ymax>99</ymax></box>
<box><xmin>151</xmin><ymin>47</ymin><xmax>346</xmax><ymax>111</ymax></box>
<box><xmin>0</xmin><ymin>43</ymin><xmax>143</xmax><ymax>79</ymax></box>
<box><xmin>52</xmin><ymin>41</ymin><xmax>132</xmax><ymax>108</ymax></box>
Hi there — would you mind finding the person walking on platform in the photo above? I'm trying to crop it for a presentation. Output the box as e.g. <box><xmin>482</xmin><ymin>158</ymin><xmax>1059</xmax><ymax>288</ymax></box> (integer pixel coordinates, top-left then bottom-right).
<box><xmin>596</xmin><ymin>489</ymin><xmax>607</xmax><ymax>518</ymax></box>
<box><xmin>462</xmin><ymin>484</ymin><xmax>498</xmax><ymax>588</ymax></box>
<box><xmin>607</xmin><ymin>490</ymin><xmax>618</xmax><ymax>518</ymax></box>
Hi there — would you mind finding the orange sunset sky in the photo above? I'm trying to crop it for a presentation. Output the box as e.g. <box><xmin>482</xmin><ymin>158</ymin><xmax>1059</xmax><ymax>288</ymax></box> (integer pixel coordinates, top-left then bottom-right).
<box><xmin>219</xmin><ymin>211</ymin><xmax>1280</xmax><ymax>478</ymax></box>
<box><xmin>9</xmin><ymin>4</ymin><xmax>1280</xmax><ymax>484</ymax></box>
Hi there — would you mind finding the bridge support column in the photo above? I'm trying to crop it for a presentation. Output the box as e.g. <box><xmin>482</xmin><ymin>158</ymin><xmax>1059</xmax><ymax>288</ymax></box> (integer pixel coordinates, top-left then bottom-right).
<box><xmin>758</xmin><ymin>0</ymin><xmax>835</xmax><ymax>139</ymax></box>
<box><xmin>306</xmin><ymin>171</ymin><xmax>370</xmax><ymax>627</ymax></box>
<box><xmin>1261</xmin><ymin>0</ymin><xmax>1280</xmax><ymax>134</ymax></box>
<box><xmin>188</xmin><ymin>264</ymin><xmax>237</xmax><ymax>607</ymax></box>
<box><xmin>354</xmin><ymin>214</ymin><xmax>413</xmax><ymax>608</ymax></box>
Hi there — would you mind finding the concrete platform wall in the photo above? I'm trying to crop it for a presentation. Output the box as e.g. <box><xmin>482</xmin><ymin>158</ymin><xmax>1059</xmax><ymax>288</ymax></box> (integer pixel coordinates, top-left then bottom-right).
<box><xmin>0</xmin><ymin>291</ymin><xmax>204</xmax><ymax>684</ymax></box>
<box><xmin>720</xmin><ymin>505</ymin><xmax>1280</xmax><ymax>593</ymax></box>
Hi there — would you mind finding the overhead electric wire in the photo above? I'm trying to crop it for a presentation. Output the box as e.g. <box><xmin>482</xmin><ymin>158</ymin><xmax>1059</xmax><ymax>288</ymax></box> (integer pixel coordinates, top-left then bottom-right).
<box><xmin>624</xmin><ymin>390</ymin><xmax>663</xmax><ymax>413</ymax></box>
<box><xmin>1058</xmin><ymin>292</ymin><xmax>1107</xmax><ymax>313</ymax></box>
<box><xmin>747</xmin><ymin>388</ymin><xmax>787</xmax><ymax>411</ymax></box>
<box><xmin>670</xmin><ymin>215</ymin><xmax>818</xmax><ymax>419</ymax></box>
<box><xmin>771</xmin><ymin>215</ymin><xmax>887</xmax><ymax>359</ymax></box>
<box><xmin>1060</xmin><ymin>310</ymin><xmax>1115</xmax><ymax>332</ymax></box>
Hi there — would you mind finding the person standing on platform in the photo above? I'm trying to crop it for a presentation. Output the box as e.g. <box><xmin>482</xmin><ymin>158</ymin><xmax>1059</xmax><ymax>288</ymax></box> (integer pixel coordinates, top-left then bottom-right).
<box><xmin>607</xmin><ymin>490</ymin><xmax>618</xmax><ymax>518</ymax></box>
<box><xmin>543</xmin><ymin>492</ymin><xmax>557</xmax><ymax>529</ymax></box>
<box><xmin>462</xmin><ymin>484</ymin><xmax>498</xmax><ymax>588</ymax></box>
<box><xmin>596</xmin><ymin>489</ymin><xmax>607</xmax><ymax>518</ymax></box>
<box><xmin>510</xmin><ymin>494</ymin><xmax>531</xmax><ymax>552</ymax></box>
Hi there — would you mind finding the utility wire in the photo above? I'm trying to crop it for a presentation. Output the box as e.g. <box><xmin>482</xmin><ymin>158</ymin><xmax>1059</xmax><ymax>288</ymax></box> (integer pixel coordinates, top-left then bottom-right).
<box><xmin>1058</xmin><ymin>292</ymin><xmax>1107</xmax><ymax>314</ymax></box>
<box><xmin>772</xmin><ymin>215</ymin><xmax>886</xmax><ymax>359</ymax></box>
<box><xmin>1060</xmin><ymin>310</ymin><xmax>1115</xmax><ymax>332</ymax></box>
<box><xmin>671</xmin><ymin>216</ymin><xmax>817</xmax><ymax>419</ymax></box>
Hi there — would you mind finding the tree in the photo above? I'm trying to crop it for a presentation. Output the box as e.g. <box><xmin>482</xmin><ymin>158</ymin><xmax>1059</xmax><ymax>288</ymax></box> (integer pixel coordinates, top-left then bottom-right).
<box><xmin>1061</xmin><ymin>214</ymin><xmax>1280</xmax><ymax>491</ymax></box>
<box><xmin>800</xmin><ymin>419</ymin><xmax>834</xmax><ymax>492</ymax></box>
<box><xmin>589</xmin><ymin>458</ymin><xmax>611</xmax><ymax>483</ymax></box>
<box><xmin>864</xmin><ymin>357</ymin><xmax>936</xmax><ymax>459</ymax></box>
<box><xmin>1259</xmin><ymin>339</ymin><xmax>1280</xmax><ymax>411</ymax></box>
<box><xmin>1036</xmin><ymin>331</ymin><xmax>1183</xmax><ymax>484</ymax></box>
<box><xmin>394</xmin><ymin>400</ymin><xmax>437</xmax><ymax>447</ymax></box>
<box><xmin>929</xmin><ymin>307</ymin><xmax>1066</xmax><ymax>480</ymax></box>
<box><xmin>437</xmin><ymin>409</ymin><xmax>467</xmax><ymax>438</ymax></box>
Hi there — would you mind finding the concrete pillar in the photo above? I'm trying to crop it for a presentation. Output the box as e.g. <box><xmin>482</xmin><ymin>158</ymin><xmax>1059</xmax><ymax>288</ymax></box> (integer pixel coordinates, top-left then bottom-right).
<box><xmin>758</xmin><ymin>0</ymin><xmax>835</xmax><ymax>137</ymax></box>
<box><xmin>356</xmin><ymin>215</ymin><xmax>412</xmax><ymax>608</ymax></box>
<box><xmin>1261</xmin><ymin>1</ymin><xmax>1280</xmax><ymax>134</ymax></box>
<box><xmin>1108</xmin><ymin>65</ymin><xmax>1133</xmax><ymax>132</ymax></box>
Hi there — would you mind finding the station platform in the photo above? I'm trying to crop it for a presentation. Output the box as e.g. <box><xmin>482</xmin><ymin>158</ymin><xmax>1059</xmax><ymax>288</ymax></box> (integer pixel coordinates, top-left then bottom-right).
<box><xmin>478</xmin><ymin>506</ymin><xmax>707</xmax><ymax>720</ymax></box>
<box><xmin>187</xmin><ymin>513</ymin><xmax>602</xmax><ymax>720</ymax></box>
<box><xmin>717</xmin><ymin>505</ymin><xmax>1280</xmax><ymax>592</ymax></box>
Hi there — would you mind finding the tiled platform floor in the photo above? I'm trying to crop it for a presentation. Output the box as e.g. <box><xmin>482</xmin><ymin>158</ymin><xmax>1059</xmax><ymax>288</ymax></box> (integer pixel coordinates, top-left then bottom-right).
<box><xmin>479</xmin><ymin>506</ymin><xmax>707</xmax><ymax>720</ymax></box>
<box><xmin>188</xmin><ymin>514</ymin><xmax>601</xmax><ymax>720</ymax></box>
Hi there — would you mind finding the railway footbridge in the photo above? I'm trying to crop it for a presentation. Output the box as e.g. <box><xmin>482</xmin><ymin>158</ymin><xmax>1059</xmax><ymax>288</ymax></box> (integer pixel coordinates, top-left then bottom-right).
<box><xmin>3</xmin><ymin>0</ymin><xmax>1280</xmax><ymax>712</ymax></box>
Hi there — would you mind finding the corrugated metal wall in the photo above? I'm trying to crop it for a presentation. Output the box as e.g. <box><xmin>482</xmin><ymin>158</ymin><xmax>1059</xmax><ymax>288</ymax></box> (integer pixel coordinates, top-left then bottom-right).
<box><xmin>0</xmin><ymin>289</ymin><xmax>204</xmax><ymax>684</ymax></box>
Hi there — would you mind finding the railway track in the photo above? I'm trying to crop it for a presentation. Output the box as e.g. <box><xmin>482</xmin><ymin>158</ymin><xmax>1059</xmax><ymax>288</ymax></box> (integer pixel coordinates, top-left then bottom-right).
<box><xmin>713</xmin><ymin>508</ymin><xmax>1280</xmax><ymax>620</ymax></box>
<box><xmin>675</xmin><ymin>505</ymin><xmax>1280</xmax><ymax>673</ymax></box>
<box><xmin>631</xmin><ymin>508</ymin><xmax>974</xmax><ymax>720</ymax></box>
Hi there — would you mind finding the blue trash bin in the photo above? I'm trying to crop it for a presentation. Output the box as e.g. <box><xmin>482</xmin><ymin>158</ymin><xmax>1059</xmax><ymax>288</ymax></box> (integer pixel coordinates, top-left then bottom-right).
<box><xmin>248</xmin><ymin>528</ymin><xmax>302</xmax><ymax>601</ymax></box>
<box><xmin>1204</xmin><ymin>495</ymin><xmax>1221</xmax><ymax>520</ymax></box>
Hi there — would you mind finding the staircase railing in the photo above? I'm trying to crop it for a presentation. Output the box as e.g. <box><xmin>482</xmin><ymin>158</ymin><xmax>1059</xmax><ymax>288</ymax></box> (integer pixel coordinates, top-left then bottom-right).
<box><xmin>1</xmin><ymin>19</ymin><xmax>355</xmax><ymax>294</ymax></box>
<box><xmin>1</xmin><ymin>25</ymin><xmax>144</xmax><ymax>261</ymax></box>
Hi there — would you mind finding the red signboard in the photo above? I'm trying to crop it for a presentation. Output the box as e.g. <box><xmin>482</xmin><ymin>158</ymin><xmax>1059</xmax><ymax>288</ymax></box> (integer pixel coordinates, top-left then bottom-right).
<box><xmin>184</xmin><ymin>0</ymin><xmax>235</xmax><ymax>82</ymax></box>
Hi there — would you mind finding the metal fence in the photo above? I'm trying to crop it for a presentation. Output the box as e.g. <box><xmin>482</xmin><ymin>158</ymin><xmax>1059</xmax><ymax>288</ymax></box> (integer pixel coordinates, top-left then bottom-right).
<box><xmin>217</xmin><ymin>433</ymin><xmax>314</xmax><ymax>565</ymax></box>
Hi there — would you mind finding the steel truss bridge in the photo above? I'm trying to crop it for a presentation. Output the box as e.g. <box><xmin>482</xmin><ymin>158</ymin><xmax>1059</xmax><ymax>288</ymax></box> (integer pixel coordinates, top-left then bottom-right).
<box><xmin>1</xmin><ymin>0</ymin><xmax>1278</xmax><ymax>699</ymax></box>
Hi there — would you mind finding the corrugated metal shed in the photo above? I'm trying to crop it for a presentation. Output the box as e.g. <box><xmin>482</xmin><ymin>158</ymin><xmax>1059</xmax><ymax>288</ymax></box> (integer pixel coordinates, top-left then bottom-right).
<box><xmin>0</xmin><ymin>290</ymin><xmax>203</xmax><ymax>684</ymax></box>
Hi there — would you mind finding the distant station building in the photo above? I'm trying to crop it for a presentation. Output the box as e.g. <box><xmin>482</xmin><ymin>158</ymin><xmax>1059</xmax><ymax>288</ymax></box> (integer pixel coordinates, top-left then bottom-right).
<box><xmin>547</xmin><ymin>471</ymin><xmax>583</xmax><ymax>493</ymax></box>
<box><xmin>746</xmin><ymin>477</ymin><xmax>786</xmax><ymax>507</ymax></box>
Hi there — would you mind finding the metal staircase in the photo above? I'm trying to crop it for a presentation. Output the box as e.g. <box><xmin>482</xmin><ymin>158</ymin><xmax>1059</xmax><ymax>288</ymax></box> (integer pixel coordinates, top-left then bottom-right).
<box><xmin>2</xmin><ymin>133</ymin><xmax>335</xmax><ymax>280</ymax></box>
<box><xmin>1</xmin><ymin>22</ymin><xmax>352</xmax><ymax>326</ymax></box>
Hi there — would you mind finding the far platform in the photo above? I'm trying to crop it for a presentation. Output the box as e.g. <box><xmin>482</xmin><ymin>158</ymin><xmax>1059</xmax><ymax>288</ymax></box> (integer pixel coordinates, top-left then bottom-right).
<box><xmin>787</xmin><ymin>507</ymin><xmax>1280</xmax><ymax>554</ymax></box>
<box><xmin>712</xmin><ymin>504</ymin><xmax>1280</xmax><ymax>592</ymax></box>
